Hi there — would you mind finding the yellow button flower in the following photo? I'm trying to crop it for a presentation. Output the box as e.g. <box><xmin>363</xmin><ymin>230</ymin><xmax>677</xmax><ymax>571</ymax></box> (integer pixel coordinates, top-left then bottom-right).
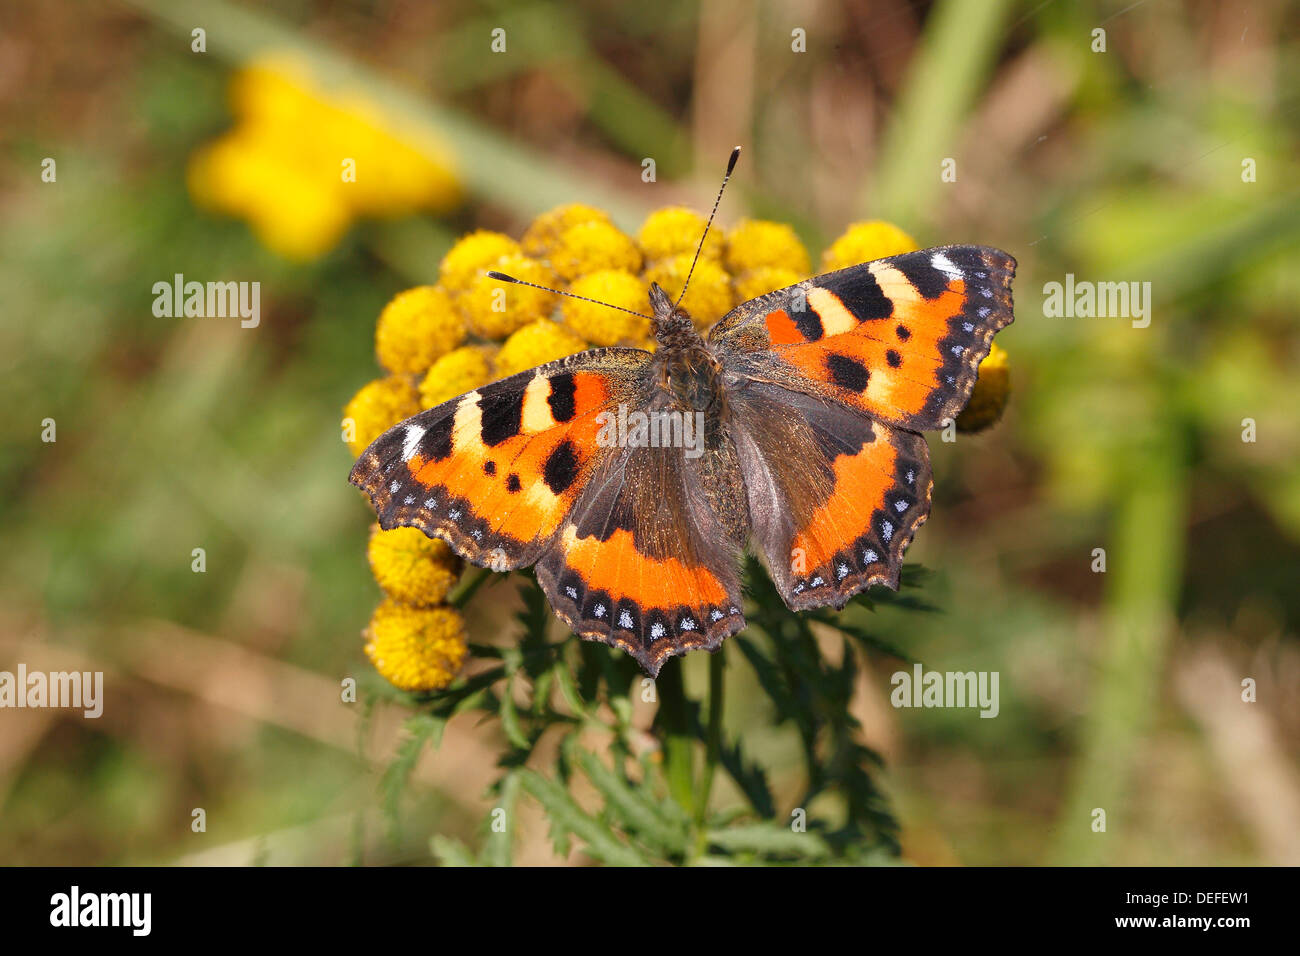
<box><xmin>364</xmin><ymin>599</ymin><xmax>468</xmax><ymax>693</ymax></box>
<box><xmin>549</xmin><ymin>220</ymin><xmax>642</xmax><ymax>282</ymax></box>
<box><xmin>956</xmin><ymin>343</ymin><xmax>1011</xmax><ymax>433</ymax></box>
<box><xmin>733</xmin><ymin>266</ymin><xmax>804</xmax><ymax>303</ymax></box>
<box><xmin>438</xmin><ymin>230</ymin><xmax>522</xmax><ymax>294</ymax></box>
<box><xmin>343</xmin><ymin>376</ymin><xmax>421</xmax><ymax>456</ymax></box>
<box><xmin>522</xmin><ymin>204</ymin><xmax>612</xmax><ymax>258</ymax></box>
<box><xmin>561</xmin><ymin>270</ymin><xmax>650</xmax><ymax>345</ymax></box>
<box><xmin>459</xmin><ymin>254</ymin><xmax>559</xmax><ymax>339</ymax></box>
<box><xmin>420</xmin><ymin>345</ymin><xmax>497</xmax><ymax>409</ymax></box>
<box><xmin>495</xmin><ymin>319</ymin><xmax>588</xmax><ymax>379</ymax></box>
<box><xmin>821</xmin><ymin>221</ymin><xmax>919</xmax><ymax>272</ymax></box>
<box><xmin>644</xmin><ymin>253</ymin><xmax>734</xmax><ymax>329</ymax></box>
<box><xmin>375</xmin><ymin>286</ymin><xmax>466</xmax><ymax>375</ymax></box>
<box><xmin>638</xmin><ymin>207</ymin><xmax>726</xmax><ymax>264</ymax></box>
<box><xmin>367</xmin><ymin>525</ymin><xmax>463</xmax><ymax>606</ymax></box>
<box><xmin>725</xmin><ymin>219</ymin><xmax>810</xmax><ymax>275</ymax></box>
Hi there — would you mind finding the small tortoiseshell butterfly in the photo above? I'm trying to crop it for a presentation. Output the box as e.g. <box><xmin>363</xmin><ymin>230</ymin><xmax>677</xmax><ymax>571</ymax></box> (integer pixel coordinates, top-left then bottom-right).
<box><xmin>351</xmin><ymin>148</ymin><xmax>1015</xmax><ymax>675</ymax></box>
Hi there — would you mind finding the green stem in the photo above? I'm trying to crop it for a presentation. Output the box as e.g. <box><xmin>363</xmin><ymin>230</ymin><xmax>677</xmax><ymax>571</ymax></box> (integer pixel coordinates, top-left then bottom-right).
<box><xmin>447</xmin><ymin>566</ymin><xmax>495</xmax><ymax>609</ymax></box>
<box><xmin>694</xmin><ymin>649</ymin><xmax>726</xmax><ymax>827</ymax></box>
<box><xmin>653</xmin><ymin>661</ymin><xmax>695</xmax><ymax>818</ymax></box>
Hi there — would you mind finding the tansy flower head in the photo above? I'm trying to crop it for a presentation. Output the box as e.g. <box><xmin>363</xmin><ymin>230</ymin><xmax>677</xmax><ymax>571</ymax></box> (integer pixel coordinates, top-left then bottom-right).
<box><xmin>637</xmin><ymin>207</ymin><xmax>726</xmax><ymax>264</ymax></box>
<box><xmin>549</xmin><ymin>220</ymin><xmax>642</xmax><ymax>282</ymax></box>
<box><xmin>439</xmin><ymin>230</ymin><xmax>522</xmax><ymax>294</ymax></box>
<box><xmin>725</xmin><ymin>219</ymin><xmax>810</xmax><ymax>275</ymax></box>
<box><xmin>375</xmin><ymin>286</ymin><xmax>465</xmax><ymax>375</ymax></box>
<box><xmin>495</xmin><ymin>319</ymin><xmax>588</xmax><ymax>379</ymax></box>
<box><xmin>343</xmin><ymin>376</ymin><xmax>420</xmax><ymax>456</ymax></box>
<box><xmin>645</xmin><ymin>254</ymin><xmax>734</xmax><ymax>329</ymax></box>
<box><xmin>367</xmin><ymin>525</ymin><xmax>463</xmax><ymax>606</ymax></box>
<box><xmin>522</xmin><ymin>204</ymin><xmax>612</xmax><ymax>258</ymax></box>
<box><xmin>956</xmin><ymin>343</ymin><xmax>1011</xmax><ymax>433</ymax></box>
<box><xmin>561</xmin><ymin>270</ymin><xmax>650</xmax><ymax>345</ymax></box>
<box><xmin>420</xmin><ymin>345</ymin><xmax>497</xmax><ymax>409</ymax></box>
<box><xmin>733</xmin><ymin>266</ymin><xmax>803</xmax><ymax>303</ymax></box>
<box><xmin>821</xmin><ymin>220</ymin><xmax>919</xmax><ymax>272</ymax></box>
<box><xmin>459</xmin><ymin>254</ymin><xmax>558</xmax><ymax>339</ymax></box>
<box><xmin>364</xmin><ymin>599</ymin><xmax>468</xmax><ymax>693</ymax></box>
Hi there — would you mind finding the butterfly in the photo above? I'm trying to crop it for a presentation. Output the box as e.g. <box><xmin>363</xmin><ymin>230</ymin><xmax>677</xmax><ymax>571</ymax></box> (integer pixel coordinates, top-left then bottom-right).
<box><xmin>351</xmin><ymin>148</ymin><xmax>1015</xmax><ymax>676</ymax></box>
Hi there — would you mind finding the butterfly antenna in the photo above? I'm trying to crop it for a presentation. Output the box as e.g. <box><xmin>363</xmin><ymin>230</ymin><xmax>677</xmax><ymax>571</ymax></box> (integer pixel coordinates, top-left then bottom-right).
<box><xmin>675</xmin><ymin>145</ymin><xmax>741</xmax><ymax>308</ymax></box>
<box><xmin>487</xmin><ymin>271</ymin><xmax>652</xmax><ymax>320</ymax></box>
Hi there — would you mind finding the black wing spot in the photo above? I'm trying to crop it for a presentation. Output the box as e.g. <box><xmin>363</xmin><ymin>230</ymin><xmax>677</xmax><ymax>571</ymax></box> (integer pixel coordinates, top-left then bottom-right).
<box><xmin>547</xmin><ymin>372</ymin><xmax>577</xmax><ymax>422</ymax></box>
<box><xmin>826</xmin><ymin>352</ymin><xmax>870</xmax><ymax>392</ymax></box>
<box><xmin>506</xmin><ymin>473</ymin><xmax>522</xmax><ymax>493</ymax></box>
<box><xmin>793</xmin><ymin>309</ymin><xmax>824</xmax><ymax>342</ymax></box>
<box><xmin>827</xmin><ymin>270</ymin><xmax>893</xmax><ymax>320</ymax></box>
<box><xmin>895</xmin><ymin>324</ymin><xmax>911</xmax><ymax>341</ymax></box>
<box><xmin>886</xmin><ymin>349</ymin><xmax>902</xmax><ymax>368</ymax></box>
<box><xmin>483</xmin><ymin>460</ymin><xmax>496</xmax><ymax>475</ymax></box>
<box><xmin>543</xmin><ymin>440</ymin><xmax>580</xmax><ymax>494</ymax></box>
<box><xmin>479</xmin><ymin>388</ymin><xmax>524</xmax><ymax>446</ymax></box>
<box><xmin>893</xmin><ymin>253</ymin><xmax>949</xmax><ymax>300</ymax></box>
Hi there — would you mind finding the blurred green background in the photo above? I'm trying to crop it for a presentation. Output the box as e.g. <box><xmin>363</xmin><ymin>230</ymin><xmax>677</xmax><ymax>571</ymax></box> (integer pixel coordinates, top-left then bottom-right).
<box><xmin>2</xmin><ymin>0</ymin><xmax>1297</xmax><ymax>865</ymax></box>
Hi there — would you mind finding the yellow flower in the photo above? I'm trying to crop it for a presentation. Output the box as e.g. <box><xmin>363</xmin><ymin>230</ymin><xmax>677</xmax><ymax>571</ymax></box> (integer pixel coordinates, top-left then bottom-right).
<box><xmin>549</xmin><ymin>220</ymin><xmax>642</xmax><ymax>282</ymax></box>
<box><xmin>821</xmin><ymin>221</ymin><xmax>919</xmax><ymax>272</ymax></box>
<box><xmin>439</xmin><ymin>230</ymin><xmax>522</xmax><ymax>294</ymax></box>
<box><xmin>343</xmin><ymin>376</ymin><xmax>420</xmax><ymax>456</ymax></box>
<box><xmin>522</xmin><ymin>204</ymin><xmax>611</xmax><ymax>258</ymax></box>
<box><xmin>644</xmin><ymin>254</ymin><xmax>734</xmax><ymax>329</ymax></box>
<box><xmin>375</xmin><ymin>286</ymin><xmax>466</xmax><ymax>375</ymax></box>
<box><xmin>364</xmin><ymin>599</ymin><xmax>468</xmax><ymax>692</ymax></box>
<box><xmin>725</xmin><ymin>219</ymin><xmax>810</xmax><ymax>275</ymax></box>
<box><xmin>561</xmin><ymin>270</ymin><xmax>650</xmax><ymax>345</ymax></box>
<box><xmin>459</xmin><ymin>254</ymin><xmax>558</xmax><ymax>339</ymax></box>
<box><xmin>367</xmin><ymin>525</ymin><xmax>462</xmax><ymax>606</ymax></box>
<box><xmin>637</xmin><ymin>207</ymin><xmax>725</xmax><ymax>264</ymax></box>
<box><xmin>956</xmin><ymin>343</ymin><xmax>1011</xmax><ymax>433</ymax></box>
<box><xmin>420</xmin><ymin>345</ymin><xmax>497</xmax><ymax>409</ymax></box>
<box><xmin>733</xmin><ymin>266</ymin><xmax>803</xmax><ymax>303</ymax></box>
<box><xmin>495</xmin><ymin>320</ymin><xmax>588</xmax><ymax>379</ymax></box>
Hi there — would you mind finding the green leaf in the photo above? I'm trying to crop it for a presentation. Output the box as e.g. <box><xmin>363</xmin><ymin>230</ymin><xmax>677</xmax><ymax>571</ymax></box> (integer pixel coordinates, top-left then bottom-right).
<box><xmin>380</xmin><ymin>715</ymin><xmax>445</xmax><ymax>837</ymax></box>
<box><xmin>705</xmin><ymin>823</ymin><xmax>833</xmax><ymax>861</ymax></box>
<box><xmin>519</xmin><ymin>770</ymin><xmax>649</xmax><ymax>866</ymax></box>
<box><xmin>573</xmin><ymin>749</ymin><xmax>690</xmax><ymax>857</ymax></box>
<box><xmin>431</xmin><ymin>835</ymin><xmax>479</xmax><ymax>867</ymax></box>
<box><xmin>482</xmin><ymin>772</ymin><xmax>521</xmax><ymax>867</ymax></box>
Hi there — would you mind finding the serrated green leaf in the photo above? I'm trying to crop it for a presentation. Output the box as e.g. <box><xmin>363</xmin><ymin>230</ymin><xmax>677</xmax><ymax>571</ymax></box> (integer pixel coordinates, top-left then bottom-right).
<box><xmin>482</xmin><ymin>772</ymin><xmax>520</xmax><ymax>867</ymax></box>
<box><xmin>706</xmin><ymin>823</ymin><xmax>833</xmax><ymax>860</ymax></box>
<box><xmin>574</xmin><ymin>749</ymin><xmax>690</xmax><ymax>857</ymax></box>
<box><xmin>431</xmin><ymin>834</ymin><xmax>479</xmax><ymax>867</ymax></box>
<box><xmin>519</xmin><ymin>770</ymin><xmax>649</xmax><ymax>866</ymax></box>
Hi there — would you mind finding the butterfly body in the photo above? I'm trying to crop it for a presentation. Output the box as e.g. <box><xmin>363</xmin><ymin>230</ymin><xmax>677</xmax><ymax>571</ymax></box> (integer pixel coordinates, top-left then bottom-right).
<box><xmin>352</xmin><ymin>245</ymin><xmax>1015</xmax><ymax>675</ymax></box>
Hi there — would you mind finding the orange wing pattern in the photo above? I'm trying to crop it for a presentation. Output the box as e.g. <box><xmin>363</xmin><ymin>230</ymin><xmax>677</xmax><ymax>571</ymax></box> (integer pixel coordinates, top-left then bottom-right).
<box><xmin>350</xmin><ymin>349</ymin><xmax>646</xmax><ymax>569</ymax></box>
<box><xmin>710</xmin><ymin>245</ymin><xmax>1015</xmax><ymax>431</ymax></box>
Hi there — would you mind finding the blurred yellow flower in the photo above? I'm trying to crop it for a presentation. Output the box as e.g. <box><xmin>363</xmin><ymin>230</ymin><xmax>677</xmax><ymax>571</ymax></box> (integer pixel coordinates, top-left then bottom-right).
<box><xmin>420</xmin><ymin>345</ymin><xmax>497</xmax><ymax>409</ymax></box>
<box><xmin>821</xmin><ymin>220</ymin><xmax>919</xmax><ymax>272</ymax></box>
<box><xmin>367</xmin><ymin>525</ymin><xmax>462</xmax><ymax>606</ymax></box>
<box><xmin>364</xmin><ymin>599</ymin><xmax>468</xmax><ymax>693</ymax></box>
<box><xmin>375</xmin><ymin>286</ymin><xmax>465</xmax><ymax>375</ymax></box>
<box><xmin>522</xmin><ymin>204</ymin><xmax>612</xmax><ymax>258</ymax></box>
<box><xmin>645</xmin><ymin>253</ymin><xmax>734</xmax><ymax>329</ymax></box>
<box><xmin>439</xmin><ymin>230</ymin><xmax>522</xmax><ymax>294</ymax></box>
<box><xmin>725</xmin><ymin>219</ymin><xmax>810</xmax><ymax>275</ymax></box>
<box><xmin>957</xmin><ymin>343</ymin><xmax>1011</xmax><ymax>433</ymax></box>
<box><xmin>343</xmin><ymin>376</ymin><xmax>420</xmax><ymax>456</ymax></box>
<box><xmin>188</xmin><ymin>54</ymin><xmax>459</xmax><ymax>261</ymax></box>
<box><xmin>495</xmin><ymin>319</ymin><xmax>588</xmax><ymax>378</ymax></box>
<box><xmin>550</xmin><ymin>220</ymin><xmax>642</xmax><ymax>282</ymax></box>
<box><xmin>459</xmin><ymin>254</ymin><xmax>558</xmax><ymax>339</ymax></box>
<box><xmin>733</xmin><ymin>266</ymin><xmax>803</xmax><ymax>302</ymax></box>
<box><xmin>562</xmin><ymin>270</ymin><xmax>650</xmax><ymax>345</ymax></box>
<box><xmin>638</xmin><ymin>207</ymin><xmax>725</xmax><ymax>264</ymax></box>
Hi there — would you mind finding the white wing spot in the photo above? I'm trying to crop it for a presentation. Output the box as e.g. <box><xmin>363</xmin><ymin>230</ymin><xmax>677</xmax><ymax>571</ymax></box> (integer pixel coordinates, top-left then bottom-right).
<box><xmin>978</xmin><ymin>306</ymin><xmax>990</xmax><ymax>318</ymax></box>
<box><xmin>882</xmin><ymin>521</ymin><xmax>894</xmax><ymax>542</ymax></box>
<box><xmin>650</xmin><ymin>622</ymin><xmax>666</xmax><ymax>640</ymax></box>
<box><xmin>565</xmin><ymin>586</ymin><xmax>578</xmax><ymax>599</ymax></box>
<box><xmin>810</xmin><ymin>576</ymin><xmax>824</xmax><ymax>588</ymax></box>
<box><xmin>906</xmin><ymin>469</ymin><xmax>915</xmax><ymax>484</ymax></box>
<box><xmin>448</xmin><ymin>509</ymin><xmax>461</xmax><ymax>520</ymax></box>
<box><xmin>680</xmin><ymin>618</ymin><xmax>696</xmax><ymax>631</ymax></box>
<box><xmin>593</xmin><ymin>603</ymin><xmax>607</xmax><ymax>618</ymax></box>
<box><xmin>389</xmin><ymin>481</ymin><xmax>400</xmax><ymax>494</ymax></box>
<box><xmin>962</xmin><ymin>321</ymin><xmax>975</xmax><ymax>332</ymax></box>
<box><xmin>403</xmin><ymin>495</ymin><xmax>415</xmax><ymax>505</ymax></box>
<box><xmin>864</xmin><ymin>549</ymin><xmax>878</xmax><ymax>563</ymax></box>
<box><xmin>471</xmin><ymin>529</ymin><xmax>482</xmax><ymax>540</ymax></box>
<box><xmin>951</xmin><ymin>345</ymin><xmax>965</xmax><ymax>356</ymax></box>
<box><xmin>424</xmin><ymin>498</ymin><xmax>436</xmax><ymax>509</ymax></box>
<box><xmin>728</xmin><ymin>606</ymin><xmax>739</xmax><ymax>615</ymax></box>
<box><xmin>930</xmin><ymin>252</ymin><xmax>962</xmax><ymax>282</ymax></box>
<box><xmin>618</xmin><ymin>610</ymin><xmax>634</xmax><ymax>629</ymax></box>
<box><xmin>980</xmin><ymin>288</ymin><xmax>993</xmax><ymax>298</ymax></box>
<box><xmin>401</xmin><ymin>423</ymin><xmax>426</xmax><ymax>461</ymax></box>
<box><xmin>710</xmin><ymin>609</ymin><xmax>723</xmax><ymax>622</ymax></box>
<box><xmin>895</xmin><ymin>499</ymin><xmax>908</xmax><ymax>513</ymax></box>
<box><xmin>837</xmin><ymin>564</ymin><xmax>849</xmax><ymax>580</ymax></box>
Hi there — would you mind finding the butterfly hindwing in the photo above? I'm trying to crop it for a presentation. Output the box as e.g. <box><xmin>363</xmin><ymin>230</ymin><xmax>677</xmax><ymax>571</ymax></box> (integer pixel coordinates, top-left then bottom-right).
<box><xmin>349</xmin><ymin>348</ymin><xmax>647</xmax><ymax>569</ymax></box>
<box><xmin>535</xmin><ymin>412</ymin><xmax>749</xmax><ymax>676</ymax></box>
<box><xmin>710</xmin><ymin>245</ymin><xmax>1015</xmax><ymax>431</ymax></box>
<box><xmin>728</xmin><ymin>380</ymin><xmax>932</xmax><ymax>610</ymax></box>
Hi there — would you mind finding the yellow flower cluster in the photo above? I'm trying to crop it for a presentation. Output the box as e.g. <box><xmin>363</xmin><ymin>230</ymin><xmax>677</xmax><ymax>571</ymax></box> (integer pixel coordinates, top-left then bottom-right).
<box><xmin>187</xmin><ymin>54</ymin><xmax>460</xmax><ymax>261</ymax></box>
<box><xmin>344</xmin><ymin>209</ymin><xmax>1011</xmax><ymax>691</ymax></box>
